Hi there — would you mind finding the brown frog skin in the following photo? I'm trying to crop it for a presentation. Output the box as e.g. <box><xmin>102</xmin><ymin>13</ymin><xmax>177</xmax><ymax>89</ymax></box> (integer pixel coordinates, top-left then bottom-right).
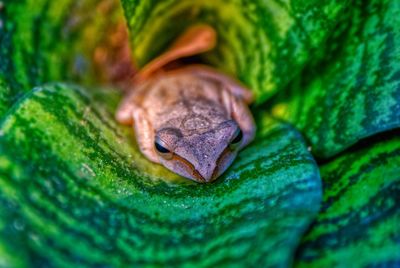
<box><xmin>116</xmin><ymin>25</ymin><xmax>256</xmax><ymax>183</ymax></box>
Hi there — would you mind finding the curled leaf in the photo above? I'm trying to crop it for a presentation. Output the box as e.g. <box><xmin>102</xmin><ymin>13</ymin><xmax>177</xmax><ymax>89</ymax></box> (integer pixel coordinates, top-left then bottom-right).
<box><xmin>296</xmin><ymin>132</ymin><xmax>400</xmax><ymax>267</ymax></box>
<box><xmin>0</xmin><ymin>84</ymin><xmax>321</xmax><ymax>267</ymax></box>
<box><xmin>271</xmin><ymin>0</ymin><xmax>400</xmax><ymax>158</ymax></box>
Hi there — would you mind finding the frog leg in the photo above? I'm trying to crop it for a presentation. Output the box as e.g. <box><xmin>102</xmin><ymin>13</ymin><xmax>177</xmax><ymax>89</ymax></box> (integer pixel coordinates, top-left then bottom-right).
<box><xmin>115</xmin><ymin>96</ymin><xmax>135</xmax><ymax>125</ymax></box>
<box><xmin>136</xmin><ymin>24</ymin><xmax>217</xmax><ymax>81</ymax></box>
<box><xmin>132</xmin><ymin>108</ymin><xmax>160</xmax><ymax>163</ymax></box>
<box><xmin>176</xmin><ymin>65</ymin><xmax>254</xmax><ymax>104</ymax></box>
<box><xmin>116</xmin><ymin>95</ymin><xmax>159</xmax><ymax>163</ymax></box>
<box><xmin>222</xmin><ymin>89</ymin><xmax>256</xmax><ymax>148</ymax></box>
<box><xmin>116</xmin><ymin>81</ymin><xmax>151</xmax><ymax>125</ymax></box>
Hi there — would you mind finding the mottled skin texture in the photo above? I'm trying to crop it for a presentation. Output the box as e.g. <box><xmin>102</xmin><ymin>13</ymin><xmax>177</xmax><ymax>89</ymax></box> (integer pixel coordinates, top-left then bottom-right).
<box><xmin>116</xmin><ymin>25</ymin><xmax>255</xmax><ymax>182</ymax></box>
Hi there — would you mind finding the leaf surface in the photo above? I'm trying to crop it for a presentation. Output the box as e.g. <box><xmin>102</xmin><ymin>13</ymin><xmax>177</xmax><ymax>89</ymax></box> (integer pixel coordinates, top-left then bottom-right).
<box><xmin>121</xmin><ymin>0</ymin><xmax>351</xmax><ymax>103</ymax></box>
<box><xmin>295</xmin><ymin>132</ymin><xmax>400</xmax><ymax>267</ymax></box>
<box><xmin>0</xmin><ymin>84</ymin><xmax>321</xmax><ymax>267</ymax></box>
<box><xmin>271</xmin><ymin>0</ymin><xmax>400</xmax><ymax>158</ymax></box>
<box><xmin>0</xmin><ymin>0</ymin><xmax>125</xmax><ymax>117</ymax></box>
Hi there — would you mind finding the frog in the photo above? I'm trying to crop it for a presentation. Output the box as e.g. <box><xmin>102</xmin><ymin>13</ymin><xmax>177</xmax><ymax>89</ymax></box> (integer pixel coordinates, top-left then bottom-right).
<box><xmin>116</xmin><ymin>24</ymin><xmax>256</xmax><ymax>183</ymax></box>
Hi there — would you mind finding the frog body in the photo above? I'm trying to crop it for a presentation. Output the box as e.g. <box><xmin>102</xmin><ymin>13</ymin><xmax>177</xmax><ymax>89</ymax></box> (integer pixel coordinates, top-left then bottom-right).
<box><xmin>116</xmin><ymin>25</ymin><xmax>255</xmax><ymax>182</ymax></box>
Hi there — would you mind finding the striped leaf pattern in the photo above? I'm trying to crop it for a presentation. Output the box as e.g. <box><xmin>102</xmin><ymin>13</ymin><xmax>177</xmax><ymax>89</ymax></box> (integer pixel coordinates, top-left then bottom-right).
<box><xmin>295</xmin><ymin>132</ymin><xmax>400</xmax><ymax>267</ymax></box>
<box><xmin>121</xmin><ymin>0</ymin><xmax>351</xmax><ymax>104</ymax></box>
<box><xmin>0</xmin><ymin>0</ymin><xmax>125</xmax><ymax>117</ymax></box>
<box><xmin>0</xmin><ymin>0</ymin><xmax>399</xmax><ymax>266</ymax></box>
<box><xmin>0</xmin><ymin>84</ymin><xmax>321</xmax><ymax>267</ymax></box>
<box><xmin>271</xmin><ymin>0</ymin><xmax>400</xmax><ymax>158</ymax></box>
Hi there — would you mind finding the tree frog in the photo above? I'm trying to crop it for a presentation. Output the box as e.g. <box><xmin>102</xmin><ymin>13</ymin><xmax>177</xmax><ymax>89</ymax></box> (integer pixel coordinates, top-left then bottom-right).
<box><xmin>116</xmin><ymin>25</ymin><xmax>256</xmax><ymax>183</ymax></box>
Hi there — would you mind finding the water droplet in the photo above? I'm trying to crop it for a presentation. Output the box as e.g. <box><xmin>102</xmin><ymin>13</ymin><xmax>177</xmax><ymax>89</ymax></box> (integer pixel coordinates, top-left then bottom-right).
<box><xmin>13</xmin><ymin>220</ymin><xmax>25</xmax><ymax>231</ymax></box>
<box><xmin>81</xmin><ymin>163</ymin><xmax>96</xmax><ymax>178</ymax></box>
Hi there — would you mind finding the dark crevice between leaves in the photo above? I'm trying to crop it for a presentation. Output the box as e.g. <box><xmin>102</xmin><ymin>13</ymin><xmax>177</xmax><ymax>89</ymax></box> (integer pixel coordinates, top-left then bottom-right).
<box><xmin>316</xmin><ymin>127</ymin><xmax>400</xmax><ymax>166</ymax></box>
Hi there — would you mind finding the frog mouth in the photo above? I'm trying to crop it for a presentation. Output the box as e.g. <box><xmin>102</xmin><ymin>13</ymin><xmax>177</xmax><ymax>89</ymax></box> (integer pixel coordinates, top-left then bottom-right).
<box><xmin>170</xmin><ymin>146</ymin><xmax>232</xmax><ymax>183</ymax></box>
<box><xmin>171</xmin><ymin>154</ymin><xmax>206</xmax><ymax>182</ymax></box>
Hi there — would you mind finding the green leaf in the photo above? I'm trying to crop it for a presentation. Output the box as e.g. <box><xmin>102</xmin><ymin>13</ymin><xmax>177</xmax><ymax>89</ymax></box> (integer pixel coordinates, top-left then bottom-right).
<box><xmin>2</xmin><ymin>0</ymin><xmax>399</xmax><ymax>266</ymax></box>
<box><xmin>0</xmin><ymin>84</ymin><xmax>321</xmax><ymax>267</ymax></box>
<box><xmin>295</xmin><ymin>132</ymin><xmax>400</xmax><ymax>267</ymax></box>
<box><xmin>121</xmin><ymin>0</ymin><xmax>351</xmax><ymax>103</ymax></box>
<box><xmin>0</xmin><ymin>0</ymin><xmax>125</xmax><ymax>117</ymax></box>
<box><xmin>270</xmin><ymin>0</ymin><xmax>400</xmax><ymax>158</ymax></box>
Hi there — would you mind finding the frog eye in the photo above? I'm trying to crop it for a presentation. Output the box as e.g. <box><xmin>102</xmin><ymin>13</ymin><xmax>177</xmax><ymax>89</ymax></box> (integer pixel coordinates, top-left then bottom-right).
<box><xmin>154</xmin><ymin>138</ymin><xmax>173</xmax><ymax>159</ymax></box>
<box><xmin>229</xmin><ymin>128</ymin><xmax>243</xmax><ymax>150</ymax></box>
